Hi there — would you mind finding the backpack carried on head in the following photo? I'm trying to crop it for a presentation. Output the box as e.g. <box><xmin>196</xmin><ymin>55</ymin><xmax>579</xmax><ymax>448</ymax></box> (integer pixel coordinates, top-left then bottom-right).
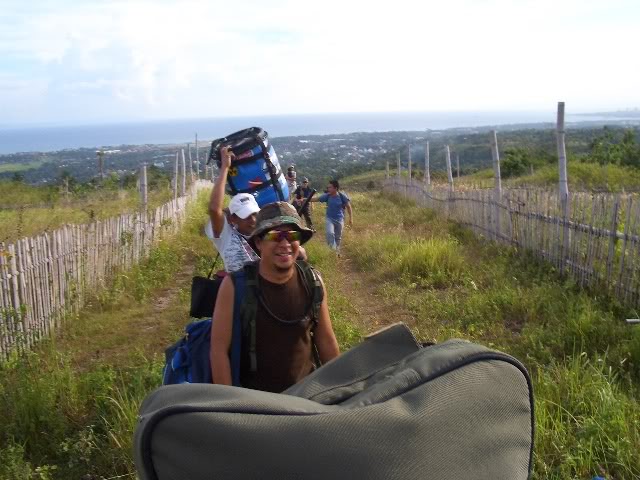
<box><xmin>162</xmin><ymin>259</ymin><xmax>323</xmax><ymax>386</ymax></box>
<box><xmin>208</xmin><ymin>127</ymin><xmax>289</xmax><ymax>207</ymax></box>
<box><xmin>137</xmin><ymin>323</ymin><xmax>534</xmax><ymax>480</ymax></box>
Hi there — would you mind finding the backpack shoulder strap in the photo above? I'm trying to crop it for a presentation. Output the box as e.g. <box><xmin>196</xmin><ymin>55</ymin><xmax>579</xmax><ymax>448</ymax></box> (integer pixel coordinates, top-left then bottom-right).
<box><xmin>339</xmin><ymin>191</ymin><xmax>348</xmax><ymax>208</ymax></box>
<box><xmin>231</xmin><ymin>261</ymin><xmax>260</xmax><ymax>373</ymax></box>
<box><xmin>295</xmin><ymin>259</ymin><xmax>324</xmax><ymax>324</ymax></box>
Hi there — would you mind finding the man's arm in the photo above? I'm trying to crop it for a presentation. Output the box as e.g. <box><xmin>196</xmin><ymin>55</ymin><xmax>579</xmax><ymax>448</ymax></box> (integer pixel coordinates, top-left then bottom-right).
<box><xmin>345</xmin><ymin>202</ymin><xmax>353</xmax><ymax>227</ymax></box>
<box><xmin>314</xmin><ymin>279</ymin><xmax>340</xmax><ymax>363</ymax></box>
<box><xmin>209</xmin><ymin>146</ymin><xmax>234</xmax><ymax>237</ymax></box>
<box><xmin>309</xmin><ymin>193</ymin><xmax>327</xmax><ymax>203</ymax></box>
<box><xmin>210</xmin><ymin>276</ymin><xmax>235</xmax><ymax>385</ymax></box>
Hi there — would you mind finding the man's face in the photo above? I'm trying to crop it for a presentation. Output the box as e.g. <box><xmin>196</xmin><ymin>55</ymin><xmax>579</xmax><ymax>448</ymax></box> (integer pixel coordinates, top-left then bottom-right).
<box><xmin>326</xmin><ymin>184</ymin><xmax>337</xmax><ymax>195</ymax></box>
<box><xmin>254</xmin><ymin>225</ymin><xmax>301</xmax><ymax>271</ymax></box>
<box><xmin>231</xmin><ymin>212</ymin><xmax>257</xmax><ymax>235</ymax></box>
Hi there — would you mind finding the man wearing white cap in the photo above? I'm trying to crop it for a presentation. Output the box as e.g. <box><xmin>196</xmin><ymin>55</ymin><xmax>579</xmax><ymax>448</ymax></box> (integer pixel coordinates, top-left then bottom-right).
<box><xmin>206</xmin><ymin>146</ymin><xmax>262</xmax><ymax>272</ymax></box>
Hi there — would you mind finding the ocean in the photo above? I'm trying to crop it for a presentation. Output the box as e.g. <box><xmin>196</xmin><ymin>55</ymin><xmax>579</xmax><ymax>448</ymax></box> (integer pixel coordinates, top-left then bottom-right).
<box><xmin>0</xmin><ymin>110</ymin><xmax>609</xmax><ymax>155</ymax></box>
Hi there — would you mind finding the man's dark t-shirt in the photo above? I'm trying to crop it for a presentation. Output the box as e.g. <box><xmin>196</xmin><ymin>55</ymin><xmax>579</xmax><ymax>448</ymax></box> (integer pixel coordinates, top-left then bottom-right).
<box><xmin>240</xmin><ymin>269</ymin><xmax>314</xmax><ymax>393</ymax></box>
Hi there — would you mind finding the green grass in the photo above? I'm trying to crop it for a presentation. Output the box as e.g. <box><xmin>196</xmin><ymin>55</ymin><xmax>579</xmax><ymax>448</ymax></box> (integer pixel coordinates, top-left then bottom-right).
<box><xmin>342</xmin><ymin>187</ymin><xmax>640</xmax><ymax>479</ymax></box>
<box><xmin>0</xmin><ymin>160</ymin><xmax>46</xmax><ymax>173</ymax></box>
<box><xmin>0</xmin><ymin>191</ymin><xmax>211</xmax><ymax>479</ymax></box>
<box><xmin>0</xmin><ymin>184</ymin><xmax>173</xmax><ymax>243</ymax></box>
<box><xmin>0</xmin><ymin>189</ymin><xmax>366</xmax><ymax>478</ymax></box>
<box><xmin>510</xmin><ymin>162</ymin><xmax>640</xmax><ymax>192</ymax></box>
<box><xmin>3</xmin><ymin>178</ymin><xmax>639</xmax><ymax>479</ymax></box>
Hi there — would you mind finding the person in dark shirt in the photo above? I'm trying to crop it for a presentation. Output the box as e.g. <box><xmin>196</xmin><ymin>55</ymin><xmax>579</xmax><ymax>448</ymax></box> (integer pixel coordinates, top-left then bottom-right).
<box><xmin>210</xmin><ymin>202</ymin><xmax>340</xmax><ymax>392</ymax></box>
<box><xmin>293</xmin><ymin>177</ymin><xmax>315</xmax><ymax>229</ymax></box>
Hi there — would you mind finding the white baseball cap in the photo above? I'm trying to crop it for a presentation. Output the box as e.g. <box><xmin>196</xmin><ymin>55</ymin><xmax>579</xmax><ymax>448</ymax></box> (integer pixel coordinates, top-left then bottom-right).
<box><xmin>228</xmin><ymin>193</ymin><xmax>260</xmax><ymax>219</ymax></box>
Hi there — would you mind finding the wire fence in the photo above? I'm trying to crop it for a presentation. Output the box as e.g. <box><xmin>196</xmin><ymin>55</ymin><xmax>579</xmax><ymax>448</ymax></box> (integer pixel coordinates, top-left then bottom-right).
<box><xmin>0</xmin><ymin>180</ymin><xmax>211</xmax><ymax>360</ymax></box>
<box><xmin>384</xmin><ymin>177</ymin><xmax>640</xmax><ymax>310</ymax></box>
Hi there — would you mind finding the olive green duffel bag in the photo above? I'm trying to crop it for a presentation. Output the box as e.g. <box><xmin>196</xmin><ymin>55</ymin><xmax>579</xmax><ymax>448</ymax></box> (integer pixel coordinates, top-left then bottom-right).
<box><xmin>134</xmin><ymin>323</ymin><xmax>533</xmax><ymax>480</ymax></box>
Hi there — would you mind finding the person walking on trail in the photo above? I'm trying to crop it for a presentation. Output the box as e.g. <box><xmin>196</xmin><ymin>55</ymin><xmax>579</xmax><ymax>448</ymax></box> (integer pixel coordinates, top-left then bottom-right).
<box><xmin>286</xmin><ymin>165</ymin><xmax>297</xmax><ymax>201</ymax></box>
<box><xmin>293</xmin><ymin>177</ymin><xmax>315</xmax><ymax>229</ymax></box>
<box><xmin>206</xmin><ymin>146</ymin><xmax>308</xmax><ymax>272</ymax></box>
<box><xmin>211</xmin><ymin>201</ymin><xmax>340</xmax><ymax>392</ymax></box>
<box><xmin>205</xmin><ymin>146</ymin><xmax>261</xmax><ymax>273</ymax></box>
<box><xmin>310</xmin><ymin>179</ymin><xmax>353</xmax><ymax>254</ymax></box>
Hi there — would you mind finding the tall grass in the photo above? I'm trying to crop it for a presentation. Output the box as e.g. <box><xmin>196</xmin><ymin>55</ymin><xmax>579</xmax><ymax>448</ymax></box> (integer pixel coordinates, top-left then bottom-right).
<box><xmin>0</xmin><ymin>192</ymin><xmax>209</xmax><ymax>479</ymax></box>
<box><xmin>341</xmin><ymin>183</ymin><xmax>640</xmax><ymax>479</ymax></box>
<box><xmin>0</xmin><ymin>182</ymin><xmax>173</xmax><ymax>242</ymax></box>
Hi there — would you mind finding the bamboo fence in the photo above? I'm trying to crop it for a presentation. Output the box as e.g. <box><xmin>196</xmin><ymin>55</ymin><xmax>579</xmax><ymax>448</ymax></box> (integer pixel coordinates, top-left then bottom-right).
<box><xmin>0</xmin><ymin>180</ymin><xmax>211</xmax><ymax>360</ymax></box>
<box><xmin>384</xmin><ymin>177</ymin><xmax>640</xmax><ymax>309</ymax></box>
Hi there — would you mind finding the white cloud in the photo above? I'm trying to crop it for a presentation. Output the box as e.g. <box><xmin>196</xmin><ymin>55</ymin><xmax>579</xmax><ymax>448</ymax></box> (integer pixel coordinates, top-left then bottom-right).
<box><xmin>0</xmin><ymin>0</ymin><xmax>639</xmax><ymax>124</ymax></box>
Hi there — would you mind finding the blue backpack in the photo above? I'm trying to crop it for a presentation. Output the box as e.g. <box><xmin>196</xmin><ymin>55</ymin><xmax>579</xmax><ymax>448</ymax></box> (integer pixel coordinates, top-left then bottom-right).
<box><xmin>207</xmin><ymin>127</ymin><xmax>289</xmax><ymax>207</ymax></box>
<box><xmin>162</xmin><ymin>260</ymin><xmax>323</xmax><ymax>386</ymax></box>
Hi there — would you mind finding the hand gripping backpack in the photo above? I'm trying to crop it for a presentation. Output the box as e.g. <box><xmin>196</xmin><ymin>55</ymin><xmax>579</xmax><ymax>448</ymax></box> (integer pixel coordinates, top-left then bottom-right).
<box><xmin>136</xmin><ymin>323</ymin><xmax>534</xmax><ymax>480</ymax></box>
<box><xmin>208</xmin><ymin>127</ymin><xmax>289</xmax><ymax>207</ymax></box>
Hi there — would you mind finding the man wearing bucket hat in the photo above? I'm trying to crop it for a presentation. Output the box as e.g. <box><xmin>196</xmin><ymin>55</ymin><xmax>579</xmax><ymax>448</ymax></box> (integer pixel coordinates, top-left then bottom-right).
<box><xmin>211</xmin><ymin>201</ymin><xmax>340</xmax><ymax>392</ymax></box>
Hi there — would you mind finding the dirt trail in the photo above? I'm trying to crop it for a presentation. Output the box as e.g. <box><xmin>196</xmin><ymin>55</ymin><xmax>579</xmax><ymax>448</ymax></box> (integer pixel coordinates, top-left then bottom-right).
<box><xmin>335</xmin><ymin>254</ymin><xmax>418</xmax><ymax>333</ymax></box>
<box><xmin>60</xmin><ymin>260</ymin><xmax>196</xmax><ymax>370</ymax></box>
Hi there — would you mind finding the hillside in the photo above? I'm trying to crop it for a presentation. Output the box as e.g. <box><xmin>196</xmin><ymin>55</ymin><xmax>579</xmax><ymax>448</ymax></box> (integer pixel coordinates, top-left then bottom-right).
<box><xmin>3</xmin><ymin>124</ymin><xmax>639</xmax><ymax>191</ymax></box>
<box><xmin>0</xmin><ymin>179</ymin><xmax>638</xmax><ymax>479</ymax></box>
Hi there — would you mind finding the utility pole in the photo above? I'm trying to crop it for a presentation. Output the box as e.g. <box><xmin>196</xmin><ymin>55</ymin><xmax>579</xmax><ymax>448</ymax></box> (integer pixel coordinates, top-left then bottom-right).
<box><xmin>96</xmin><ymin>149</ymin><xmax>105</xmax><ymax>183</ymax></box>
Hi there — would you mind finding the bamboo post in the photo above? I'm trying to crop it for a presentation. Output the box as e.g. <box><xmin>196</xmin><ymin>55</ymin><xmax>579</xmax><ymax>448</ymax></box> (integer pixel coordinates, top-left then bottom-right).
<box><xmin>140</xmin><ymin>164</ymin><xmax>148</xmax><ymax>211</ymax></box>
<box><xmin>607</xmin><ymin>196</ymin><xmax>620</xmax><ymax>283</ymax></box>
<box><xmin>408</xmin><ymin>145</ymin><xmax>412</xmax><ymax>186</ymax></box>
<box><xmin>424</xmin><ymin>142</ymin><xmax>430</xmax><ymax>186</ymax></box>
<box><xmin>181</xmin><ymin>149</ymin><xmax>187</xmax><ymax>196</ymax></box>
<box><xmin>173</xmin><ymin>152</ymin><xmax>179</xmax><ymax>199</ymax></box>
<box><xmin>557</xmin><ymin>102</ymin><xmax>570</xmax><ymax>273</ymax></box>
<box><xmin>188</xmin><ymin>144</ymin><xmax>194</xmax><ymax>183</ymax></box>
<box><xmin>445</xmin><ymin>145</ymin><xmax>454</xmax><ymax>193</ymax></box>
<box><xmin>490</xmin><ymin>130</ymin><xmax>502</xmax><ymax>241</ymax></box>
<box><xmin>195</xmin><ymin>133</ymin><xmax>200</xmax><ymax>179</ymax></box>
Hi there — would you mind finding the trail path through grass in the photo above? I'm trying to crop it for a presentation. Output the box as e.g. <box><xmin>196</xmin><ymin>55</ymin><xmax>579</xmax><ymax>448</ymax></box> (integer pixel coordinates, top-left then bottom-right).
<box><xmin>334</xmin><ymin>241</ymin><xmax>419</xmax><ymax>334</ymax></box>
<box><xmin>54</xmin><ymin>254</ymin><xmax>193</xmax><ymax>371</ymax></box>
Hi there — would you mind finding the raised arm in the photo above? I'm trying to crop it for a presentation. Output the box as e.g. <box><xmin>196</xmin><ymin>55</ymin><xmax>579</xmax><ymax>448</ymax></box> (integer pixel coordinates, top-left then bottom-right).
<box><xmin>209</xmin><ymin>146</ymin><xmax>234</xmax><ymax>237</ymax></box>
<box><xmin>210</xmin><ymin>275</ymin><xmax>235</xmax><ymax>385</ymax></box>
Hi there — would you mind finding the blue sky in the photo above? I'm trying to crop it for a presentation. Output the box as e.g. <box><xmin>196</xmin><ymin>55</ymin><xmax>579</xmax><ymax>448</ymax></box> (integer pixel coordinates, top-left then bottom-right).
<box><xmin>1</xmin><ymin>0</ymin><xmax>639</xmax><ymax>127</ymax></box>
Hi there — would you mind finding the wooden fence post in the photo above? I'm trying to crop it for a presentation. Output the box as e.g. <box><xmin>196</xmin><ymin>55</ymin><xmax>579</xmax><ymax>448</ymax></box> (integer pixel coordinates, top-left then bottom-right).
<box><xmin>408</xmin><ymin>145</ymin><xmax>412</xmax><ymax>186</ymax></box>
<box><xmin>445</xmin><ymin>145</ymin><xmax>454</xmax><ymax>193</ymax></box>
<box><xmin>195</xmin><ymin>133</ymin><xmax>200</xmax><ymax>179</ymax></box>
<box><xmin>490</xmin><ymin>130</ymin><xmax>502</xmax><ymax>241</ymax></box>
<box><xmin>424</xmin><ymin>141</ymin><xmax>430</xmax><ymax>187</ymax></box>
<box><xmin>385</xmin><ymin>161</ymin><xmax>389</xmax><ymax>179</ymax></box>
<box><xmin>173</xmin><ymin>152</ymin><xmax>179</xmax><ymax>199</ymax></box>
<box><xmin>456</xmin><ymin>152</ymin><xmax>460</xmax><ymax>179</ymax></box>
<box><xmin>140</xmin><ymin>164</ymin><xmax>148</xmax><ymax>211</ymax></box>
<box><xmin>557</xmin><ymin>101</ymin><xmax>570</xmax><ymax>273</ymax></box>
<box><xmin>181</xmin><ymin>149</ymin><xmax>187</xmax><ymax>197</ymax></box>
<box><xmin>607</xmin><ymin>196</ymin><xmax>620</xmax><ymax>283</ymax></box>
<box><xmin>188</xmin><ymin>144</ymin><xmax>195</xmax><ymax>182</ymax></box>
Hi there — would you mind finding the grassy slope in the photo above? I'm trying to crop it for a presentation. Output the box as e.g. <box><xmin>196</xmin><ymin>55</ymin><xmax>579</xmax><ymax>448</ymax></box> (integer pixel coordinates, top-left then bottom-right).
<box><xmin>0</xmin><ymin>190</ymin><xmax>365</xmax><ymax>479</ymax></box>
<box><xmin>1</xmin><ymin>178</ymin><xmax>639</xmax><ymax>479</ymax></box>
<box><xmin>468</xmin><ymin>162</ymin><xmax>640</xmax><ymax>192</ymax></box>
<box><xmin>0</xmin><ymin>183</ymin><xmax>174</xmax><ymax>243</ymax></box>
<box><xmin>339</xmin><ymin>178</ymin><xmax>640</xmax><ymax>479</ymax></box>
